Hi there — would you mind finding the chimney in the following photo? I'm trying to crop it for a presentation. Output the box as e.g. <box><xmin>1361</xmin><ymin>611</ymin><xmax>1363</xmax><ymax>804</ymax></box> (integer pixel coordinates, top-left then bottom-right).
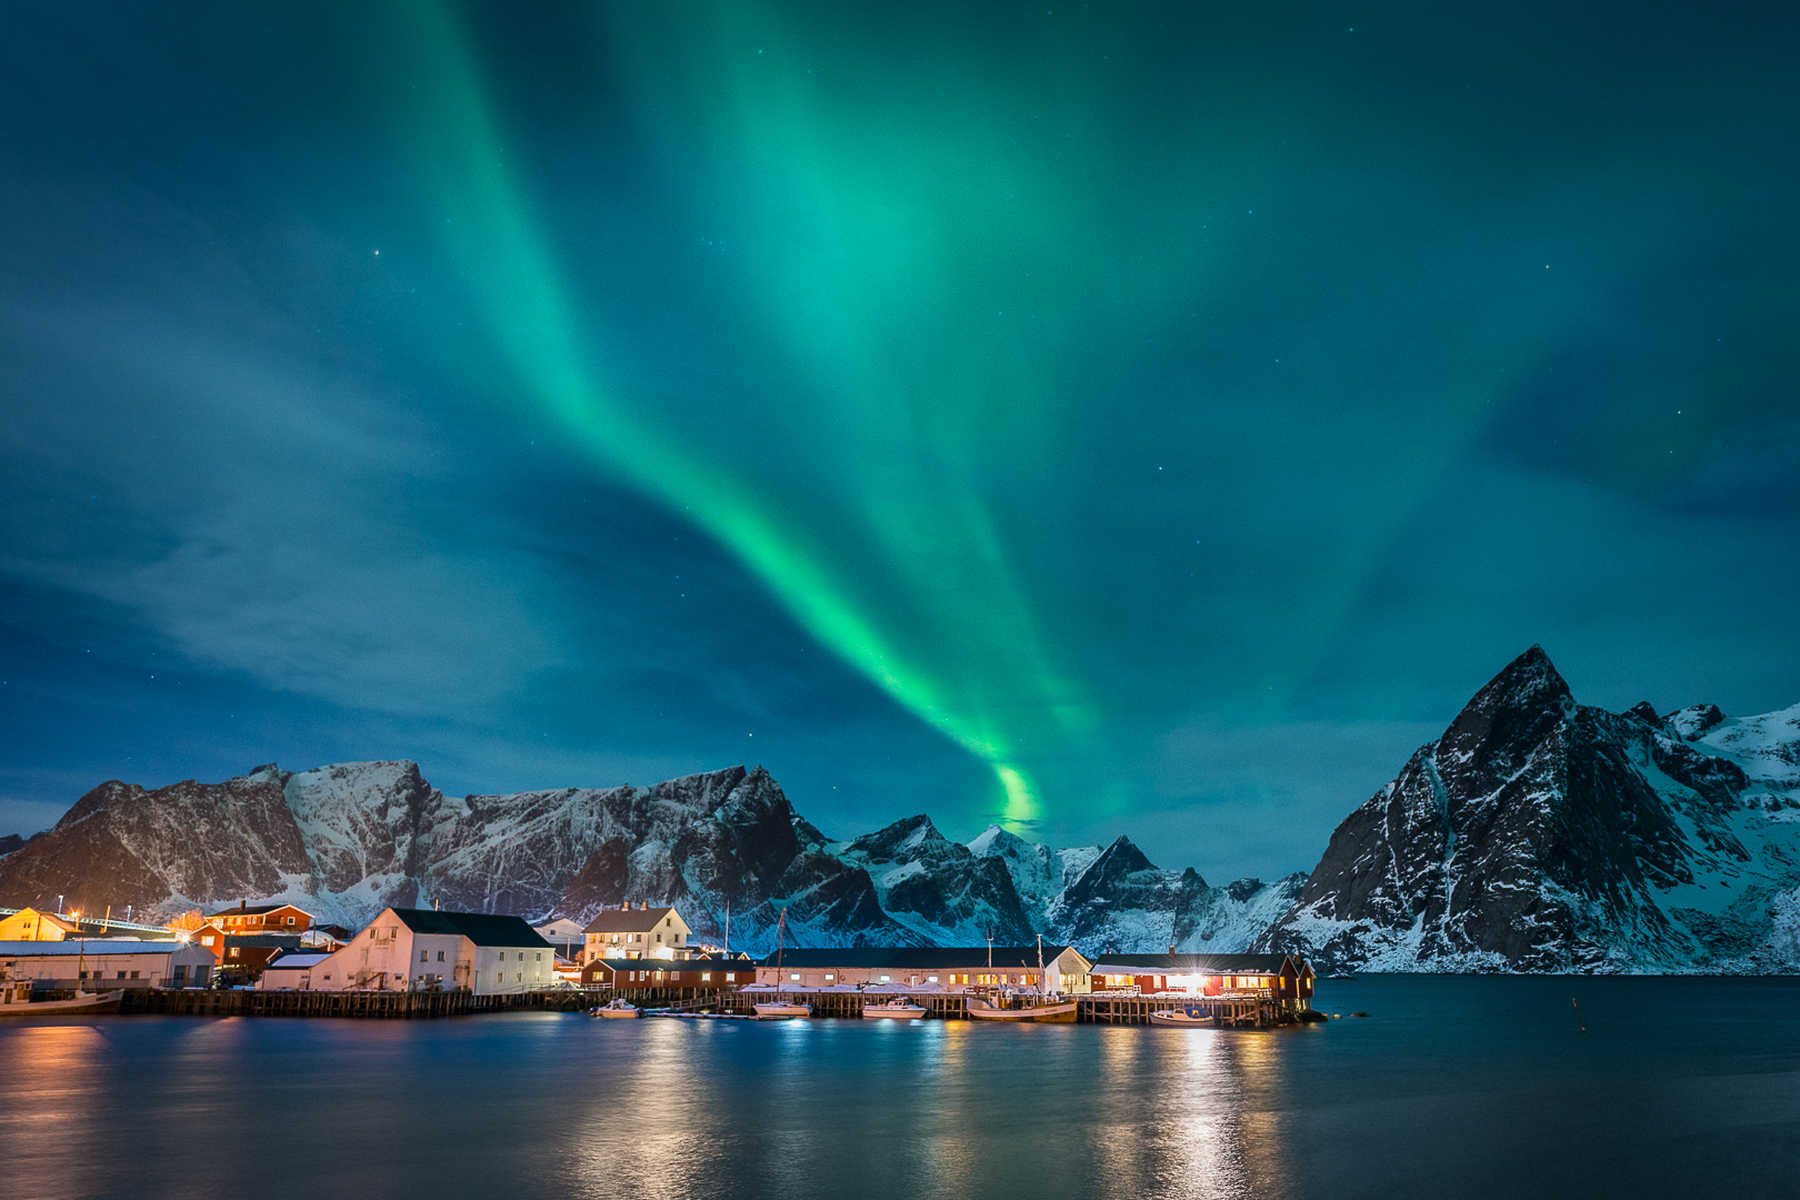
<box><xmin>1168</xmin><ymin>944</ymin><xmax>1175</xmax><ymax>956</ymax></box>
<box><xmin>638</xmin><ymin>900</ymin><xmax>648</xmax><ymax>910</ymax></box>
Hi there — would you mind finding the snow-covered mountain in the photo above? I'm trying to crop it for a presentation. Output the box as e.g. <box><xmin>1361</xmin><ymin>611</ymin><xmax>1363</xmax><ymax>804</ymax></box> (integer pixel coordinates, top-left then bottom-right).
<box><xmin>1260</xmin><ymin>646</ymin><xmax>1800</xmax><ymax>973</ymax></box>
<box><xmin>0</xmin><ymin>759</ymin><xmax>1285</xmax><ymax>954</ymax></box>
<box><xmin>6</xmin><ymin>644</ymin><xmax>1792</xmax><ymax>970</ymax></box>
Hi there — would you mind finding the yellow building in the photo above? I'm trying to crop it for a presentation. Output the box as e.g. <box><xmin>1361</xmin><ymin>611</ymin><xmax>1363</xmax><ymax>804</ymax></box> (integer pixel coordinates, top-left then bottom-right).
<box><xmin>0</xmin><ymin>907</ymin><xmax>79</xmax><ymax>941</ymax></box>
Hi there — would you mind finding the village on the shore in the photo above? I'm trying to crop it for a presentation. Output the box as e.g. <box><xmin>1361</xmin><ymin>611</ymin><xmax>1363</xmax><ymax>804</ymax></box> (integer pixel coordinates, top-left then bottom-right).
<box><xmin>0</xmin><ymin>898</ymin><xmax>1320</xmax><ymax>1027</ymax></box>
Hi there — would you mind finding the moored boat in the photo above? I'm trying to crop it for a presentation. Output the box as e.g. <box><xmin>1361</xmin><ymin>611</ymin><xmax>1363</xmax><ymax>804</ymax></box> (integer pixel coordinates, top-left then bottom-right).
<box><xmin>753</xmin><ymin>906</ymin><xmax>812</xmax><ymax>1020</ymax></box>
<box><xmin>862</xmin><ymin>999</ymin><xmax>927</xmax><ymax>1018</ymax></box>
<box><xmin>592</xmin><ymin>998</ymin><xmax>640</xmax><ymax>1018</ymax></box>
<box><xmin>753</xmin><ymin>1000</ymin><xmax>813</xmax><ymax>1019</ymax></box>
<box><xmin>1149</xmin><ymin>1006</ymin><xmax>1216</xmax><ymax>1027</ymax></box>
<box><xmin>0</xmin><ymin>977</ymin><xmax>124</xmax><ymax>1017</ymax></box>
<box><xmin>964</xmin><ymin>995</ymin><xmax>1077</xmax><ymax>1023</ymax></box>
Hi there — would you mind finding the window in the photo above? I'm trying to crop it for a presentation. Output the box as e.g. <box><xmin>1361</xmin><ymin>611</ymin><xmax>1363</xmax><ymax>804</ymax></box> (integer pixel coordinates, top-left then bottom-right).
<box><xmin>420</xmin><ymin>949</ymin><xmax>429</xmax><ymax>962</ymax></box>
<box><xmin>879</xmin><ymin>974</ymin><xmax>891</xmax><ymax>983</ymax></box>
<box><xmin>535</xmin><ymin>952</ymin><xmax>542</xmax><ymax>962</ymax></box>
<box><xmin>229</xmin><ymin>948</ymin><xmax>239</xmax><ymax>958</ymax></box>
<box><xmin>790</xmin><ymin>973</ymin><xmax>800</xmax><ymax>982</ymax></box>
<box><xmin>824</xmin><ymin>973</ymin><xmax>835</xmax><ymax>982</ymax></box>
<box><xmin>116</xmin><ymin>971</ymin><xmax>126</xmax><ymax>980</ymax></box>
<box><xmin>927</xmin><ymin>975</ymin><xmax>938</xmax><ymax>983</ymax></box>
<box><xmin>130</xmin><ymin>970</ymin><xmax>140</xmax><ymax>979</ymax></box>
<box><xmin>701</xmin><ymin>973</ymin><xmax>712</xmax><ymax>982</ymax></box>
<box><xmin>285</xmin><ymin>916</ymin><xmax>296</xmax><ymax>926</ymax></box>
<box><xmin>201</xmin><ymin>935</ymin><xmax>215</xmax><ymax>946</ymax></box>
<box><xmin>655</xmin><ymin>933</ymin><xmax>662</xmax><ymax>943</ymax></box>
<box><xmin>437</xmin><ymin>950</ymin><xmax>445</xmax><ymax>962</ymax></box>
<box><xmin>726</xmin><ymin>972</ymin><xmax>736</xmax><ymax>982</ymax></box>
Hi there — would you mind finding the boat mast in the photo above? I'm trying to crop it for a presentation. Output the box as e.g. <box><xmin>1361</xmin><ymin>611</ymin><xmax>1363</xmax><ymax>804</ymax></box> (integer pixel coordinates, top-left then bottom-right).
<box><xmin>1036</xmin><ymin>933</ymin><xmax>1046</xmax><ymax>997</ymax></box>
<box><xmin>774</xmin><ymin>907</ymin><xmax>787</xmax><ymax>997</ymax></box>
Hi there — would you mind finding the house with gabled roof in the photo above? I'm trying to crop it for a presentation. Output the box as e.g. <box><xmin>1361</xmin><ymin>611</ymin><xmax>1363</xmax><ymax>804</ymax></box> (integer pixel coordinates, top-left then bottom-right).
<box><xmin>1086</xmin><ymin>952</ymin><xmax>1314</xmax><ymax>1010</ymax></box>
<box><xmin>753</xmin><ymin>945</ymin><xmax>1093</xmax><ymax>994</ymax></box>
<box><xmin>581</xmin><ymin>902</ymin><xmax>692</xmax><ymax>963</ymax></box>
<box><xmin>302</xmin><ymin>907</ymin><xmax>555</xmax><ymax>995</ymax></box>
<box><xmin>203</xmin><ymin>901</ymin><xmax>314</xmax><ymax>934</ymax></box>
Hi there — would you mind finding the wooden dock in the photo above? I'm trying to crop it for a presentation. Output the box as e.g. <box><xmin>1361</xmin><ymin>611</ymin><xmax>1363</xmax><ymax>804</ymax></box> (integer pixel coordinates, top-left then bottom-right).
<box><xmin>641</xmin><ymin>989</ymin><xmax>1284</xmax><ymax>1027</ymax></box>
<box><xmin>123</xmin><ymin>988</ymin><xmax>592</xmax><ymax>1019</ymax></box>
<box><xmin>109</xmin><ymin>985</ymin><xmax>1283</xmax><ymax>1026</ymax></box>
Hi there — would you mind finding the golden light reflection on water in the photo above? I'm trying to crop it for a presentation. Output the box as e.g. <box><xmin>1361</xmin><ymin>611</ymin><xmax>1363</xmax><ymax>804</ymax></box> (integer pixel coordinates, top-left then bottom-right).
<box><xmin>1085</xmin><ymin>1028</ymin><xmax>1294</xmax><ymax>1199</ymax></box>
<box><xmin>0</xmin><ymin>1024</ymin><xmax>109</xmax><ymax>1199</ymax></box>
<box><xmin>571</xmin><ymin>1019</ymin><xmax>722</xmax><ymax>1200</ymax></box>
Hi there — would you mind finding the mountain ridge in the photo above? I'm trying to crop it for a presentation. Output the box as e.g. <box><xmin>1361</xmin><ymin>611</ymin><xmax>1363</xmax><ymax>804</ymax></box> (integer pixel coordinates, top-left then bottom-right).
<box><xmin>3</xmin><ymin>647</ymin><xmax>1797</xmax><ymax>971</ymax></box>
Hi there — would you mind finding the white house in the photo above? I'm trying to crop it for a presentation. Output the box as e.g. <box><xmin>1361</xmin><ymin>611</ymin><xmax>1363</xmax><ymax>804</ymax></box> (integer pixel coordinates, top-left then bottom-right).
<box><xmin>533</xmin><ymin>918</ymin><xmax>587</xmax><ymax>960</ymax></box>
<box><xmin>581</xmin><ymin>903</ymin><xmax>692</xmax><ymax>964</ymax></box>
<box><xmin>300</xmin><ymin>908</ymin><xmax>555</xmax><ymax>995</ymax></box>
<box><xmin>255</xmin><ymin>951</ymin><xmax>333</xmax><ymax>991</ymax></box>
<box><xmin>0</xmin><ymin>939</ymin><xmax>216</xmax><ymax>990</ymax></box>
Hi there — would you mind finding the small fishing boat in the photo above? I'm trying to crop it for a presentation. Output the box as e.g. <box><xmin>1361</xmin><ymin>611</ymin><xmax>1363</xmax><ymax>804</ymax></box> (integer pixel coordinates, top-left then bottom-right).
<box><xmin>752</xmin><ymin>1000</ymin><xmax>813</xmax><ymax>1019</ymax></box>
<box><xmin>1149</xmin><ymin>1007</ymin><xmax>1215</xmax><ymax>1027</ymax></box>
<box><xmin>0</xmin><ymin>977</ymin><xmax>123</xmax><ymax>1017</ymax></box>
<box><xmin>863</xmin><ymin>999</ymin><xmax>927</xmax><ymax>1019</ymax></box>
<box><xmin>964</xmin><ymin>995</ymin><xmax>1077</xmax><ymax>1023</ymax></box>
<box><xmin>592</xmin><ymin>998</ymin><xmax>640</xmax><ymax>1019</ymax></box>
<box><xmin>753</xmin><ymin>907</ymin><xmax>812</xmax><ymax>1020</ymax></box>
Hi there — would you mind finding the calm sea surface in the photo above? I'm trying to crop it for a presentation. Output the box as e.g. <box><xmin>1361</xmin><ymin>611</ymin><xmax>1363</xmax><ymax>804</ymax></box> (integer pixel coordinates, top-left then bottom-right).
<box><xmin>3</xmin><ymin>977</ymin><xmax>1798</xmax><ymax>1199</ymax></box>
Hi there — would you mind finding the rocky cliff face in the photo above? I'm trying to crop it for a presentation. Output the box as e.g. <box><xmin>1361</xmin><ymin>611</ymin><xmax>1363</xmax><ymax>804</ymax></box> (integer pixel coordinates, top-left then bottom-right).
<box><xmin>1261</xmin><ymin>647</ymin><xmax>1800</xmax><ymax>972</ymax></box>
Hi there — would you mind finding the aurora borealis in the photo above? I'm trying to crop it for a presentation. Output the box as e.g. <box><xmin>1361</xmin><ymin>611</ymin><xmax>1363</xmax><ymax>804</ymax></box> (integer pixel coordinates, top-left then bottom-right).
<box><xmin>3</xmin><ymin>3</ymin><xmax>1797</xmax><ymax>876</ymax></box>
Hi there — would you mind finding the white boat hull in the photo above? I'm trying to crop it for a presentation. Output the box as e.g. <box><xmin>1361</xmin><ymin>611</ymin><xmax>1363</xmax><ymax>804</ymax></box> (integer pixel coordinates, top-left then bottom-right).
<box><xmin>863</xmin><ymin>1003</ymin><xmax>927</xmax><ymax>1018</ymax></box>
<box><xmin>753</xmin><ymin>1002</ymin><xmax>812</xmax><ymax>1019</ymax></box>
<box><xmin>1150</xmin><ymin>1009</ymin><xmax>1216</xmax><ymax>1027</ymax></box>
<box><xmin>0</xmin><ymin>990</ymin><xmax>124</xmax><ymax>1017</ymax></box>
<box><xmin>964</xmin><ymin>996</ymin><xmax>1077</xmax><ymax>1023</ymax></box>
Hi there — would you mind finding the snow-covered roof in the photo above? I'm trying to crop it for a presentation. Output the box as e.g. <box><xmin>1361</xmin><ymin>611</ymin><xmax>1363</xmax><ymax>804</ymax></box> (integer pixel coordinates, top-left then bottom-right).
<box><xmin>205</xmin><ymin>902</ymin><xmax>313</xmax><ymax>918</ymax></box>
<box><xmin>754</xmin><ymin>945</ymin><xmax>1087</xmax><ymax>970</ymax></box>
<box><xmin>0</xmin><ymin>940</ymin><xmax>202</xmax><ymax>957</ymax></box>
<box><xmin>581</xmin><ymin>906</ymin><xmax>683</xmax><ymax>934</ymax></box>
<box><xmin>1087</xmin><ymin>953</ymin><xmax>1299</xmax><ymax>974</ymax></box>
<box><xmin>262</xmin><ymin>953</ymin><xmax>332</xmax><ymax>971</ymax></box>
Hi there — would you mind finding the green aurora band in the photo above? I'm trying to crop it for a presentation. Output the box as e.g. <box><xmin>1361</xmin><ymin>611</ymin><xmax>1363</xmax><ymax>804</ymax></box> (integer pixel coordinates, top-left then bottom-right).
<box><xmin>386</xmin><ymin>2</ymin><xmax>1517</xmax><ymax>829</ymax></box>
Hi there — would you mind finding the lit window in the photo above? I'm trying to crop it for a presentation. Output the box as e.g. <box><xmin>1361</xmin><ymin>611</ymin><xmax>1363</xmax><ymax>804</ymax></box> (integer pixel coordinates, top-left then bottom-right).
<box><xmin>790</xmin><ymin>973</ymin><xmax>799</xmax><ymax>982</ymax></box>
<box><xmin>825</xmin><ymin>973</ymin><xmax>835</xmax><ymax>982</ymax></box>
<box><xmin>879</xmin><ymin>974</ymin><xmax>891</xmax><ymax>983</ymax></box>
<box><xmin>701</xmin><ymin>973</ymin><xmax>712</xmax><ymax>982</ymax></box>
<box><xmin>927</xmin><ymin>975</ymin><xmax>938</xmax><ymax>983</ymax></box>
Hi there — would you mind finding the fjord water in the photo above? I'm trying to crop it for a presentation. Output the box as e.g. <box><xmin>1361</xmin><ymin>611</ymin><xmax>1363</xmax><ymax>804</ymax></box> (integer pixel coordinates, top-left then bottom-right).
<box><xmin>3</xmin><ymin>978</ymin><xmax>1797</xmax><ymax>1199</ymax></box>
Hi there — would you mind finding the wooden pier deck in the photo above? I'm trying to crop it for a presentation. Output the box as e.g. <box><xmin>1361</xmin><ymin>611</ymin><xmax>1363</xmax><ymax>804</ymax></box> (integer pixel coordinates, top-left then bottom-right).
<box><xmin>123</xmin><ymin>987</ymin><xmax>592</xmax><ymax>1018</ymax></box>
<box><xmin>110</xmin><ymin>986</ymin><xmax>1283</xmax><ymax>1026</ymax></box>
<box><xmin>647</xmin><ymin>989</ymin><xmax>1284</xmax><ymax>1027</ymax></box>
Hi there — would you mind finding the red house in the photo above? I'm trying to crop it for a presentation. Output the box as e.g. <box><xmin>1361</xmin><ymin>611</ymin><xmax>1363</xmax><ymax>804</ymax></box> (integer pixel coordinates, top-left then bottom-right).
<box><xmin>1086</xmin><ymin>953</ymin><xmax>1315</xmax><ymax>1011</ymax></box>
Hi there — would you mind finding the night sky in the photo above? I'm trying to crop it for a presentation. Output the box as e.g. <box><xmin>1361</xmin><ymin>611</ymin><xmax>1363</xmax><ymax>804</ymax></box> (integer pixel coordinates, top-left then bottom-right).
<box><xmin>3</xmin><ymin>3</ymin><xmax>1797</xmax><ymax>879</ymax></box>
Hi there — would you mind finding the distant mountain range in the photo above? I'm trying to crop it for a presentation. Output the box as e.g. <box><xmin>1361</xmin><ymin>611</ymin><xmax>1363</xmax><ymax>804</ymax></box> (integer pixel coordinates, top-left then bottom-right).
<box><xmin>2</xmin><ymin>646</ymin><xmax>1796</xmax><ymax>972</ymax></box>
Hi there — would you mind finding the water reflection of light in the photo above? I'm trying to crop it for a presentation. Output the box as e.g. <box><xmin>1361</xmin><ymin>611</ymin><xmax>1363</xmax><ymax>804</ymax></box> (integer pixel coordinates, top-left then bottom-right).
<box><xmin>0</xmin><ymin>1025</ymin><xmax>107</xmax><ymax>1200</ymax></box>
<box><xmin>570</xmin><ymin>1019</ymin><xmax>718</xmax><ymax>1200</ymax></box>
<box><xmin>1085</xmin><ymin>1028</ymin><xmax>1294</xmax><ymax>1199</ymax></box>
